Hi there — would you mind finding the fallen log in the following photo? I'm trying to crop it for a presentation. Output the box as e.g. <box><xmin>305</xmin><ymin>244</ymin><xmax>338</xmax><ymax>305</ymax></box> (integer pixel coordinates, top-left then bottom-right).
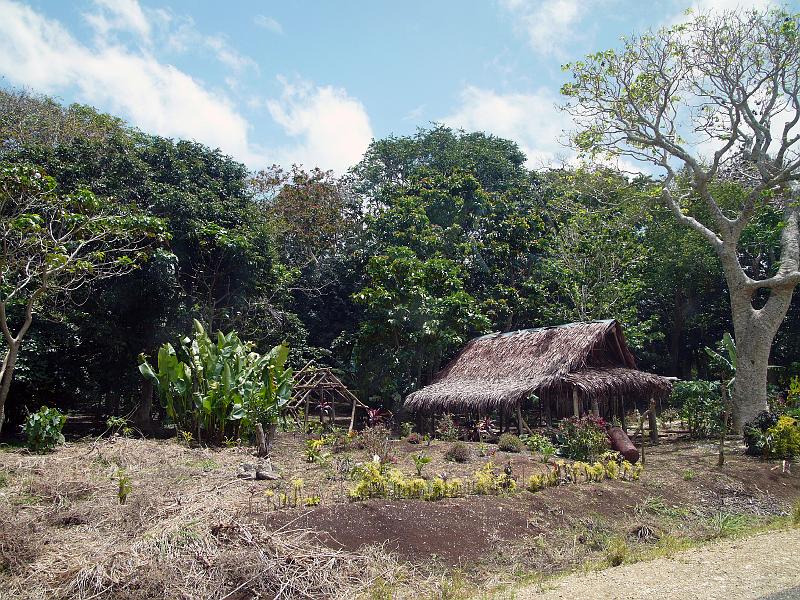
<box><xmin>609</xmin><ymin>426</ymin><xmax>639</xmax><ymax>463</ymax></box>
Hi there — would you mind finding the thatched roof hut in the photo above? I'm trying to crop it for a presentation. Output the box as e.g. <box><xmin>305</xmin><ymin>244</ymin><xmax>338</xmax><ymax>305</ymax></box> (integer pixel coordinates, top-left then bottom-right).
<box><xmin>404</xmin><ymin>320</ymin><xmax>672</xmax><ymax>421</ymax></box>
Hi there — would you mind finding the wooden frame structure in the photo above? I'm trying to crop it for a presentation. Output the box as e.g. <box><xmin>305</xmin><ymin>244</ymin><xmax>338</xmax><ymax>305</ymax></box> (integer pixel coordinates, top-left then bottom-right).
<box><xmin>286</xmin><ymin>362</ymin><xmax>367</xmax><ymax>432</ymax></box>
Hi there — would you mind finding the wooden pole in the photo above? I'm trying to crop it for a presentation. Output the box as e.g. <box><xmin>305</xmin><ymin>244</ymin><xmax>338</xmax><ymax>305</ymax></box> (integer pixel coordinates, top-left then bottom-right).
<box><xmin>620</xmin><ymin>397</ymin><xmax>627</xmax><ymax>432</ymax></box>
<box><xmin>591</xmin><ymin>397</ymin><xmax>600</xmax><ymax>417</ymax></box>
<box><xmin>648</xmin><ymin>398</ymin><xmax>658</xmax><ymax>445</ymax></box>
<box><xmin>572</xmin><ymin>388</ymin><xmax>580</xmax><ymax>417</ymax></box>
<box><xmin>517</xmin><ymin>403</ymin><xmax>524</xmax><ymax>434</ymax></box>
<box><xmin>348</xmin><ymin>398</ymin><xmax>357</xmax><ymax>433</ymax></box>
<box><xmin>718</xmin><ymin>383</ymin><xmax>729</xmax><ymax>468</ymax></box>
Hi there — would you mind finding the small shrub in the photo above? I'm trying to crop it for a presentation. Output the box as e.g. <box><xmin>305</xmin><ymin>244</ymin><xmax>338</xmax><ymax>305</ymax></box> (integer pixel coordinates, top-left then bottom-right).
<box><xmin>406</xmin><ymin>432</ymin><xmax>421</xmax><ymax>444</ymax></box>
<box><xmin>437</xmin><ymin>413</ymin><xmax>460</xmax><ymax>441</ymax></box>
<box><xmin>355</xmin><ymin>426</ymin><xmax>393</xmax><ymax>462</ymax></box>
<box><xmin>768</xmin><ymin>416</ymin><xmax>800</xmax><ymax>459</ymax></box>
<box><xmin>411</xmin><ymin>451</ymin><xmax>432</xmax><ymax>476</ymax></box>
<box><xmin>791</xmin><ymin>498</ymin><xmax>800</xmax><ymax>526</ymax></box>
<box><xmin>556</xmin><ymin>415</ymin><xmax>609</xmax><ymax>461</ymax></box>
<box><xmin>745</xmin><ymin>413</ymin><xmax>800</xmax><ymax>459</ymax></box>
<box><xmin>445</xmin><ymin>441</ymin><xmax>471</xmax><ymax>463</ymax></box>
<box><xmin>115</xmin><ymin>468</ymin><xmax>132</xmax><ymax>505</ymax></box>
<box><xmin>23</xmin><ymin>406</ymin><xmax>66</xmax><ymax>453</ymax></box>
<box><xmin>303</xmin><ymin>496</ymin><xmax>321</xmax><ymax>507</ymax></box>
<box><xmin>400</xmin><ymin>422</ymin><xmax>414</xmax><ymax>437</ymax></box>
<box><xmin>521</xmin><ymin>432</ymin><xmax>556</xmax><ymax>462</ymax></box>
<box><xmin>743</xmin><ymin>411</ymin><xmax>779</xmax><ymax>456</ymax></box>
<box><xmin>497</xmin><ymin>433</ymin><xmax>524</xmax><ymax>453</ymax></box>
<box><xmin>682</xmin><ymin>469</ymin><xmax>695</xmax><ymax>481</ymax></box>
<box><xmin>671</xmin><ymin>380</ymin><xmax>724</xmax><ymax>438</ymax></box>
<box><xmin>605</xmin><ymin>535</ymin><xmax>629</xmax><ymax>566</ymax></box>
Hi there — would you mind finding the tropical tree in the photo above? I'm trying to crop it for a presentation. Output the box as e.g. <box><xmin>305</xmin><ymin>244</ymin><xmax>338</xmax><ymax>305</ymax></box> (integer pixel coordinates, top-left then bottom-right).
<box><xmin>0</xmin><ymin>162</ymin><xmax>167</xmax><ymax>431</ymax></box>
<box><xmin>562</xmin><ymin>8</ymin><xmax>800</xmax><ymax>428</ymax></box>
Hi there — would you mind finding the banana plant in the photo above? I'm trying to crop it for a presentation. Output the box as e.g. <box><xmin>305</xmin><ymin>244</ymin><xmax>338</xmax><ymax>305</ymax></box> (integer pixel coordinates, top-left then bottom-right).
<box><xmin>705</xmin><ymin>332</ymin><xmax>737</xmax><ymax>387</ymax></box>
<box><xmin>139</xmin><ymin>320</ymin><xmax>293</xmax><ymax>444</ymax></box>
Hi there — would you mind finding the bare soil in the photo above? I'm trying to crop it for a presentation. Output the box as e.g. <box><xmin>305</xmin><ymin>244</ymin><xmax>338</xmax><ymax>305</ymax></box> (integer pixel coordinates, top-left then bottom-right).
<box><xmin>0</xmin><ymin>432</ymin><xmax>797</xmax><ymax>598</ymax></box>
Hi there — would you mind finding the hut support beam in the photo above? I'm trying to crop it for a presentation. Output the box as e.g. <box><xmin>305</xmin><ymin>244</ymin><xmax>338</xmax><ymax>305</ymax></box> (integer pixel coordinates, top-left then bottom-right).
<box><xmin>349</xmin><ymin>398</ymin><xmax>357</xmax><ymax>433</ymax></box>
<box><xmin>572</xmin><ymin>388</ymin><xmax>580</xmax><ymax>417</ymax></box>
<box><xmin>591</xmin><ymin>397</ymin><xmax>600</xmax><ymax>417</ymax></box>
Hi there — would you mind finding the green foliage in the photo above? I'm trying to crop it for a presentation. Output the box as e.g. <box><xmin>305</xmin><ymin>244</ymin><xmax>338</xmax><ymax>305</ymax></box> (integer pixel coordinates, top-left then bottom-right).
<box><xmin>399</xmin><ymin>422</ymin><xmax>414</xmax><ymax>437</ymax></box>
<box><xmin>411</xmin><ymin>451</ymin><xmax>432</xmax><ymax>476</ymax></box>
<box><xmin>671</xmin><ymin>380</ymin><xmax>723</xmax><ymax>438</ymax></box>
<box><xmin>444</xmin><ymin>441</ymin><xmax>471</xmax><ymax>463</ymax></box>
<box><xmin>497</xmin><ymin>433</ymin><xmax>524</xmax><ymax>453</ymax></box>
<box><xmin>526</xmin><ymin>457</ymin><xmax>642</xmax><ymax>493</ymax></box>
<box><xmin>115</xmin><ymin>468</ymin><xmax>132</xmax><ymax>505</ymax></box>
<box><xmin>556</xmin><ymin>416</ymin><xmax>609</xmax><ymax>461</ymax></box>
<box><xmin>138</xmin><ymin>320</ymin><xmax>292</xmax><ymax>444</ymax></box>
<box><xmin>605</xmin><ymin>536</ymin><xmax>630</xmax><ymax>566</ymax></box>
<box><xmin>436</xmin><ymin>413</ymin><xmax>460</xmax><ymax>442</ymax></box>
<box><xmin>520</xmin><ymin>432</ymin><xmax>556</xmax><ymax>462</ymax></box>
<box><xmin>765</xmin><ymin>416</ymin><xmax>800</xmax><ymax>459</ymax></box>
<box><xmin>22</xmin><ymin>406</ymin><xmax>65</xmax><ymax>453</ymax></box>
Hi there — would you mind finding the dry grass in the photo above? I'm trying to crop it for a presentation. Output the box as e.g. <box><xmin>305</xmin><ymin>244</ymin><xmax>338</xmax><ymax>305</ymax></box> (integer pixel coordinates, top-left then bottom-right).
<box><xmin>0</xmin><ymin>437</ymin><xmax>446</xmax><ymax>599</ymax></box>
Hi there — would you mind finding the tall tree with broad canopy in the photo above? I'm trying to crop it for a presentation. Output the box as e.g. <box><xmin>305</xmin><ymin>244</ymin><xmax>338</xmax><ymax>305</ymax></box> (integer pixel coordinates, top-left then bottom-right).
<box><xmin>0</xmin><ymin>162</ymin><xmax>167</xmax><ymax>432</ymax></box>
<box><xmin>561</xmin><ymin>8</ymin><xmax>800</xmax><ymax>429</ymax></box>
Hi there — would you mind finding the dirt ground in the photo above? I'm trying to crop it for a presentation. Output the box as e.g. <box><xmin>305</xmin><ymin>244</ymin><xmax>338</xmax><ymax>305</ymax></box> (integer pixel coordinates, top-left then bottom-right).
<box><xmin>0</xmin><ymin>432</ymin><xmax>797</xmax><ymax>598</ymax></box>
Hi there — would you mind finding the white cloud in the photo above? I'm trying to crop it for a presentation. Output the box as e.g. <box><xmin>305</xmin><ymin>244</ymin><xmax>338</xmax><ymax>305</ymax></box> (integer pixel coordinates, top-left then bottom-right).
<box><xmin>0</xmin><ymin>0</ymin><xmax>267</xmax><ymax>166</ymax></box>
<box><xmin>84</xmin><ymin>0</ymin><xmax>151</xmax><ymax>40</ymax></box>
<box><xmin>499</xmin><ymin>0</ymin><xmax>589</xmax><ymax>56</ymax></box>
<box><xmin>265</xmin><ymin>77</ymin><xmax>374</xmax><ymax>172</ymax></box>
<box><xmin>204</xmin><ymin>35</ymin><xmax>258</xmax><ymax>74</ymax></box>
<box><xmin>254</xmin><ymin>15</ymin><xmax>284</xmax><ymax>35</ymax></box>
<box><xmin>443</xmin><ymin>85</ymin><xmax>573</xmax><ymax>167</ymax></box>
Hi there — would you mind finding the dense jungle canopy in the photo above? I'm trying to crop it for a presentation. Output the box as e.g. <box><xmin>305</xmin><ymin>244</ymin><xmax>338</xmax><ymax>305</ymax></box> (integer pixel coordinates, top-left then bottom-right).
<box><xmin>2</xmin><ymin>87</ymin><xmax>799</xmax><ymax>426</ymax></box>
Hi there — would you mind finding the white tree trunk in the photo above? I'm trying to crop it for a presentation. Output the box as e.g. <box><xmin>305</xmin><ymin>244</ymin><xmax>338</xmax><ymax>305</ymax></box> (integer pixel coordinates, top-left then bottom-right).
<box><xmin>728</xmin><ymin>283</ymin><xmax>794</xmax><ymax>431</ymax></box>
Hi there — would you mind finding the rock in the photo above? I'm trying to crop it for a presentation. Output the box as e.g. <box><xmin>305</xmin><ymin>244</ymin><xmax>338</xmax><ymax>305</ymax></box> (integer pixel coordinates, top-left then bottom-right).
<box><xmin>237</xmin><ymin>470</ymin><xmax>255</xmax><ymax>480</ymax></box>
<box><xmin>255</xmin><ymin>470</ymin><xmax>280</xmax><ymax>481</ymax></box>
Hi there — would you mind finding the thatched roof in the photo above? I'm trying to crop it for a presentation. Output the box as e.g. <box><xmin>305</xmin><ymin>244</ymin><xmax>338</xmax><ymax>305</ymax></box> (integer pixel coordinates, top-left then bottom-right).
<box><xmin>404</xmin><ymin>320</ymin><xmax>672</xmax><ymax>414</ymax></box>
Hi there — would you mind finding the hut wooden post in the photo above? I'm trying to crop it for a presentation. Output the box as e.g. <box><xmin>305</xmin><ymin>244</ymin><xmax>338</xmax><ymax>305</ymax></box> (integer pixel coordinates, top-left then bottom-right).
<box><xmin>304</xmin><ymin>395</ymin><xmax>310</xmax><ymax>431</ymax></box>
<box><xmin>620</xmin><ymin>397</ymin><xmax>627</xmax><ymax>432</ymax></box>
<box><xmin>348</xmin><ymin>398</ymin><xmax>357</xmax><ymax>433</ymax></box>
<box><xmin>591</xmin><ymin>397</ymin><xmax>600</xmax><ymax>417</ymax></box>
<box><xmin>572</xmin><ymin>388</ymin><xmax>580</xmax><ymax>417</ymax></box>
<box><xmin>516</xmin><ymin>403</ymin><xmax>524</xmax><ymax>434</ymax></box>
<box><xmin>500</xmin><ymin>409</ymin><xmax>506</xmax><ymax>433</ymax></box>
<box><xmin>648</xmin><ymin>398</ymin><xmax>658</xmax><ymax>445</ymax></box>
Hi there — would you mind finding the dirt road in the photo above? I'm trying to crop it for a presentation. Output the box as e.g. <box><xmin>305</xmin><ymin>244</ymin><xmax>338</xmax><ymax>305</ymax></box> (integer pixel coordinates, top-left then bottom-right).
<box><xmin>513</xmin><ymin>528</ymin><xmax>800</xmax><ymax>600</ymax></box>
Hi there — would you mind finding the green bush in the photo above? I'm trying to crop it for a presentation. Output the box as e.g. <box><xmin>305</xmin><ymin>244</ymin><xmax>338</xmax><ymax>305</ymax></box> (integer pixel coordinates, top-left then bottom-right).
<box><xmin>671</xmin><ymin>380</ymin><xmax>723</xmax><ymax>438</ymax></box>
<box><xmin>521</xmin><ymin>432</ymin><xmax>557</xmax><ymax>462</ymax></box>
<box><xmin>139</xmin><ymin>320</ymin><xmax>292</xmax><ymax>445</ymax></box>
<box><xmin>445</xmin><ymin>441</ymin><xmax>471</xmax><ymax>463</ymax></box>
<box><xmin>768</xmin><ymin>416</ymin><xmax>800</xmax><ymax>459</ymax></box>
<box><xmin>497</xmin><ymin>433</ymin><xmax>524</xmax><ymax>453</ymax></box>
<box><xmin>436</xmin><ymin>413</ymin><xmax>460</xmax><ymax>441</ymax></box>
<box><xmin>744</xmin><ymin>413</ymin><xmax>800</xmax><ymax>459</ymax></box>
<box><xmin>556</xmin><ymin>416</ymin><xmax>609</xmax><ymax>461</ymax></box>
<box><xmin>23</xmin><ymin>406</ymin><xmax>66</xmax><ymax>453</ymax></box>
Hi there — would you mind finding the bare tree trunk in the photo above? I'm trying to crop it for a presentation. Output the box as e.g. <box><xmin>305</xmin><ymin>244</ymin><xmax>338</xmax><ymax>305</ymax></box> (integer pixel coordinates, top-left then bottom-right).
<box><xmin>0</xmin><ymin>342</ymin><xmax>21</xmax><ymax>435</ymax></box>
<box><xmin>728</xmin><ymin>283</ymin><xmax>793</xmax><ymax>431</ymax></box>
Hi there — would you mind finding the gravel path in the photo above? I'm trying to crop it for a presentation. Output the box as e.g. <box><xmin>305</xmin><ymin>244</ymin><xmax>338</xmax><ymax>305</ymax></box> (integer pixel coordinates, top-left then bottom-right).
<box><xmin>514</xmin><ymin>529</ymin><xmax>800</xmax><ymax>600</ymax></box>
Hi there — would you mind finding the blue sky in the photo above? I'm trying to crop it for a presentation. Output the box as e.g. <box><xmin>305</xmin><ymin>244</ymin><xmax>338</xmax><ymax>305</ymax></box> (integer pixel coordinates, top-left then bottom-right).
<box><xmin>0</xmin><ymin>0</ymin><xmax>794</xmax><ymax>172</ymax></box>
